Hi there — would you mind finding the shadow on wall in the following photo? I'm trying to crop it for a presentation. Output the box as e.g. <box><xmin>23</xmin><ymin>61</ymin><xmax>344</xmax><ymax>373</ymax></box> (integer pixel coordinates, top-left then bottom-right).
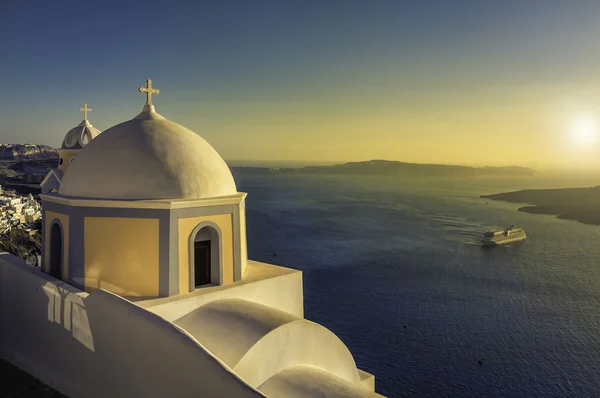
<box><xmin>0</xmin><ymin>254</ymin><xmax>265</xmax><ymax>398</ymax></box>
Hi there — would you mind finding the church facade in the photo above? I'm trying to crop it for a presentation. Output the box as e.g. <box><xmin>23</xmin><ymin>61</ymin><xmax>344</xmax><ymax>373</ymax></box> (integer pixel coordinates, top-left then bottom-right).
<box><xmin>0</xmin><ymin>80</ymin><xmax>384</xmax><ymax>398</ymax></box>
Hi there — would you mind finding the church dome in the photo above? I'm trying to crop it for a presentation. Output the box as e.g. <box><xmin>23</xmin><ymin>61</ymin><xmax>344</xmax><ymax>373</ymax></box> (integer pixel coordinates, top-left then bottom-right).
<box><xmin>58</xmin><ymin>104</ymin><xmax>237</xmax><ymax>200</ymax></box>
<box><xmin>62</xmin><ymin>104</ymin><xmax>101</xmax><ymax>149</ymax></box>
<box><xmin>61</xmin><ymin>119</ymin><xmax>101</xmax><ymax>149</ymax></box>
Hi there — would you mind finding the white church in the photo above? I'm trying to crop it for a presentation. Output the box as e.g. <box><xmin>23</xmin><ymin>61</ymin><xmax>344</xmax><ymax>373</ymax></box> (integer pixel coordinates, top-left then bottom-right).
<box><xmin>0</xmin><ymin>80</ymin><xmax>384</xmax><ymax>397</ymax></box>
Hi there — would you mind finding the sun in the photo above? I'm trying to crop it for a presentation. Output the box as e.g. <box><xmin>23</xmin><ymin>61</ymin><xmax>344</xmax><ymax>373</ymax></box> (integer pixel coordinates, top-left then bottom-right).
<box><xmin>572</xmin><ymin>118</ymin><xmax>597</xmax><ymax>144</ymax></box>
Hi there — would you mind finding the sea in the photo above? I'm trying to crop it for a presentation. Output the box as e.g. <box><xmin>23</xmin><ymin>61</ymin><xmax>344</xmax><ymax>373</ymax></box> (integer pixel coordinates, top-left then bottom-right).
<box><xmin>235</xmin><ymin>172</ymin><xmax>600</xmax><ymax>398</ymax></box>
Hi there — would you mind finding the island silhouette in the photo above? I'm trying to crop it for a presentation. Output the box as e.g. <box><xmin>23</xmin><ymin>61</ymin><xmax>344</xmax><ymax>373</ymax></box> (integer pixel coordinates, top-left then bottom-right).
<box><xmin>482</xmin><ymin>186</ymin><xmax>600</xmax><ymax>226</ymax></box>
<box><xmin>232</xmin><ymin>160</ymin><xmax>535</xmax><ymax>178</ymax></box>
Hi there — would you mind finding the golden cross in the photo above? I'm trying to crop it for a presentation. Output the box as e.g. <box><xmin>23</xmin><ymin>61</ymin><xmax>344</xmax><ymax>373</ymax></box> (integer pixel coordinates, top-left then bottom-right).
<box><xmin>79</xmin><ymin>103</ymin><xmax>91</xmax><ymax>120</ymax></box>
<box><xmin>138</xmin><ymin>79</ymin><xmax>160</xmax><ymax>105</ymax></box>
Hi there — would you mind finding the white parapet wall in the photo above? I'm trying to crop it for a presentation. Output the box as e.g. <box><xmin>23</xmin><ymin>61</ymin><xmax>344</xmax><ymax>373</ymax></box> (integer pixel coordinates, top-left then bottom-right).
<box><xmin>141</xmin><ymin>260</ymin><xmax>304</xmax><ymax>322</ymax></box>
<box><xmin>0</xmin><ymin>252</ymin><xmax>266</xmax><ymax>398</ymax></box>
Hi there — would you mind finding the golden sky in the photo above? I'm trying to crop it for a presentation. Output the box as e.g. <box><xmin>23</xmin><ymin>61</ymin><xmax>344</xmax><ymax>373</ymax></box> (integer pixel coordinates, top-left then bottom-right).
<box><xmin>2</xmin><ymin>2</ymin><xmax>600</xmax><ymax>170</ymax></box>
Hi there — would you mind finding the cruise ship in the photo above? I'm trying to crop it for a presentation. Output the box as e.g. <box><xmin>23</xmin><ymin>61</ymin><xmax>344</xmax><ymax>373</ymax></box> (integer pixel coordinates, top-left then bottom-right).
<box><xmin>481</xmin><ymin>225</ymin><xmax>526</xmax><ymax>246</ymax></box>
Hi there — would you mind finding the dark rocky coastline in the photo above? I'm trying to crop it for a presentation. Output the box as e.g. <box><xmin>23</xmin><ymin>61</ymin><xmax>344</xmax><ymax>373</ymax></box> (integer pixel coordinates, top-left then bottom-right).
<box><xmin>481</xmin><ymin>186</ymin><xmax>600</xmax><ymax>226</ymax></box>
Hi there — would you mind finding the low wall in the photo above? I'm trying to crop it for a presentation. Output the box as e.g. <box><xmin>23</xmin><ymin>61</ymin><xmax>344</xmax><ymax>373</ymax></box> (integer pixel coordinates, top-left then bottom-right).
<box><xmin>145</xmin><ymin>261</ymin><xmax>304</xmax><ymax>322</ymax></box>
<box><xmin>0</xmin><ymin>252</ymin><xmax>265</xmax><ymax>398</ymax></box>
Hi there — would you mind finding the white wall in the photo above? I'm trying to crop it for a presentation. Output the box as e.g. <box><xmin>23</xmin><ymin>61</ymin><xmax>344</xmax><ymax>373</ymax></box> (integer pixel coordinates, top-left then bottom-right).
<box><xmin>146</xmin><ymin>262</ymin><xmax>304</xmax><ymax>322</ymax></box>
<box><xmin>0</xmin><ymin>253</ymin><xmax>266</xmax><ymax>398</ymax></box>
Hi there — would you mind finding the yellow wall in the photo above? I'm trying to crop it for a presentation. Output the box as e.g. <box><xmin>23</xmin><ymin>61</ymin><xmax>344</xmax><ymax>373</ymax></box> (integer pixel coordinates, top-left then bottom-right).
<box><xmin>239</xmin><ymin>202</ymin><xmax>248</xmax><ymax>277</ymax></box>
<box><xmin>44</xmin><ymin>210</ymin><xmax>69</xmax><ymax>281</ymax></box>
<box><xmin>84</xmin><ymin>217</ymin><xmax>159</xmax><ymax>297</ymax></box>
<box><xmin>57</xmin><ymin>149</ymin><xmax>79</xmax><ymax>174</ymax></box>
<box><xmin>178</xmin><ymin>214</ymin><xmax>234</xmax><ymax>294</ymax></box>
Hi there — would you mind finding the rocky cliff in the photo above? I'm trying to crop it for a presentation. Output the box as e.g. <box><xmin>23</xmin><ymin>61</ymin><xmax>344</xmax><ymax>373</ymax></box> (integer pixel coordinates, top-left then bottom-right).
<box><xmin>0</xmin><ymin>144</ymin><xmax>58</xmax><ymax>162</ymax></box>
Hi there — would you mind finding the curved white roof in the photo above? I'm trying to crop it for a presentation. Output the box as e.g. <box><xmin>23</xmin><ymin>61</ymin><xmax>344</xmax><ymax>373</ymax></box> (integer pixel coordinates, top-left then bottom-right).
<box><xmin>175</xmin><ymin>298</ymin><xmax>362</xmax><ymax>390</ymax></box>
<box><xmin>59</xmin><ymin>105</ymin><xmax>237</xmax><ymax>200</ymax></box>
<box><xmin>61</xmin><ymin>119</ymin><xmax>101</xmax><ymax>150</ymax></box>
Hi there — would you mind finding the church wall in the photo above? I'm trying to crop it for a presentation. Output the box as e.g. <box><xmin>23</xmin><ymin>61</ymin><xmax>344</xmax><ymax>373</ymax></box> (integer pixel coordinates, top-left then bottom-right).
<box><xmin>145</xmin><ymin>261</ymin><xmax>304</xmax><ymax>322</ymax></box>
<box><xmin>232</xmin><ymin>204</ymin><xmax>242</xmax><ymax>280</ymax></box>
<box><xmin>42</xmin><ymin>200</ymin><xmax>175</xmax><ymax>297</ymax></box>
<box><xmin>0</xmin><ymin>253</ymin><xmax>266</xmax><ymax>398</ymax></box>
<box><xmin>178</xmin><ymin>213</ymin><xmax>234</xmax><ymax>293</ymax></box>
<box><xmin>84</xmin><ymin>217</ymin><xmax>160</xmax><ymax>297</ymax></box>
<box><xmin>231</xmin><ymin>199</ymin><xmax>247</xmax><ymax>280</ymax></box>
<box><xmin>42</xmin><ymin>195</ymin><xmax>246</xmax><ymax>297</ymax></box>
<box><xmin>239</xmin><ymin>199</ymin><xmax>248</xmax><ymax>277</ymax></box>
<box><xmin>43</xmin><ymin>210</ymin><xmax>69</xmax><ymax>281</ymax></box>
<box><xmin>40</xmin><ymin>170</ymin><xmax>62</xmax><ymax>195</ymax></box>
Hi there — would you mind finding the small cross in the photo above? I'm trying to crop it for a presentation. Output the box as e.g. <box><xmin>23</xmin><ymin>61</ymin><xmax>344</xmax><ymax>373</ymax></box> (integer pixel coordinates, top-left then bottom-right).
<box><xmin>79</xmin><ymin>103</ymin><xmax>91</xmax><ymax>120</ymax></box>
<box><xmin>138</xmin><ymin>79</ymin><xmax>160</xmax><ymax>105</ymax></box>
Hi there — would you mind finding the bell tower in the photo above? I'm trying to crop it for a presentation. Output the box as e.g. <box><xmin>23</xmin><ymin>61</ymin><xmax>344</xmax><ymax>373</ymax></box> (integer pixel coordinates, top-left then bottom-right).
<box><xmin>41</xmin><ymin>103</ymin><xmax>102</xmax><ymax>194</ymax></box>
<box><xmin>58</xmin><ymin>103</ymin><xmax>100</xmax><ymax>174</ymax></box>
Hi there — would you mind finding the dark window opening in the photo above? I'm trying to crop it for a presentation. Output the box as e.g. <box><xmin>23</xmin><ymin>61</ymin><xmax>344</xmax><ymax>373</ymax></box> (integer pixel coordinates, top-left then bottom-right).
<box><xmin>194</xmin><ymin>240</ymin><xmax>211</xmax><ymax>286</ymax></box>
<box><xmin>49</xmin><ymin>223</ymin><xmax>62</xmax><ymax>279</ymax></box>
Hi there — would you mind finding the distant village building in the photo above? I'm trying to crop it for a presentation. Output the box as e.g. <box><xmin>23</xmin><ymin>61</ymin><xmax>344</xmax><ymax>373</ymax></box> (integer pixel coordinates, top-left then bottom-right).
<box><xmin>0</xmin><ymin>190</ymin><xmax>41</xmax><ymax>230</ymax></box>
<box><xmin>0</xmin><ymin>80</ymin><xmax>383</xmax><ymax>398</ymax></box>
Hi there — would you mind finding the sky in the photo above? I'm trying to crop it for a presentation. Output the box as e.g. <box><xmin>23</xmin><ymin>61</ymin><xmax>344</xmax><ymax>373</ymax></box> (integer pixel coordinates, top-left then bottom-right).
<box><xmin>2</xmin><ymin>1</ymin><xmax>600</xmax><ymax>169</ymax></box>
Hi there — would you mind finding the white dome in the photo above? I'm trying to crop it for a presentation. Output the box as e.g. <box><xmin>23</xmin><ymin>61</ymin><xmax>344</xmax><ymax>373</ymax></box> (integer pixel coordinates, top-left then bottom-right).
<box><xmin>61</xmin><ymin>120</ymin><xmax>101</xmax><ymax>149</ymax></box>
<box><xmin>59</xmin><ymin>105</ymin><xmax>237</xmax><ymax>200</ymax></box>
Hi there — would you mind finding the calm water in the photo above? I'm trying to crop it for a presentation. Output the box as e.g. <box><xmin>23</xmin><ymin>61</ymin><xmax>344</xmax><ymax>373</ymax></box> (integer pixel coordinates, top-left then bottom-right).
<box><xmin>236</xmin><ymin>173</ymin><xmax>600</xmax><ymax>397</ymax></box>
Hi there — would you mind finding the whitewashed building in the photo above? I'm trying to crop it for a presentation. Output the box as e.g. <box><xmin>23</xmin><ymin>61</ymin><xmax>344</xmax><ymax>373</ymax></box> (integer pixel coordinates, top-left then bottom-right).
<box><xmin>0</xmin><ymin>81</ymin><xmax>384</xmax><ymax>398</ymax></box>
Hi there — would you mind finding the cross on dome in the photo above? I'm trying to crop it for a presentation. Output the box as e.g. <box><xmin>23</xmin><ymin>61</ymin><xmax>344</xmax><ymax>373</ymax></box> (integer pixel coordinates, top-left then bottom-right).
<box><xmin>79</xmin><ymin>103</ymin><xmax>91</xmax><ymax>121</ymax></box>
<box><xmin>138</xmin><ymin>79</ymin><xmax>160</xmax><ymax>105</ymax></box>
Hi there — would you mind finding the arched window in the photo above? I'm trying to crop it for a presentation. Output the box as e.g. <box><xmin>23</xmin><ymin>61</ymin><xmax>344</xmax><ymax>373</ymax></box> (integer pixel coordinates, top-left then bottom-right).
<box><xmin>189</xmin><ymin>223</ymin><xmax>222</xmax><ymax>290</ymax></box>
<box><xmin>49</xmin><ymin>221</ymin><xmax>63</xmax><ymax>279</ymax></box>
